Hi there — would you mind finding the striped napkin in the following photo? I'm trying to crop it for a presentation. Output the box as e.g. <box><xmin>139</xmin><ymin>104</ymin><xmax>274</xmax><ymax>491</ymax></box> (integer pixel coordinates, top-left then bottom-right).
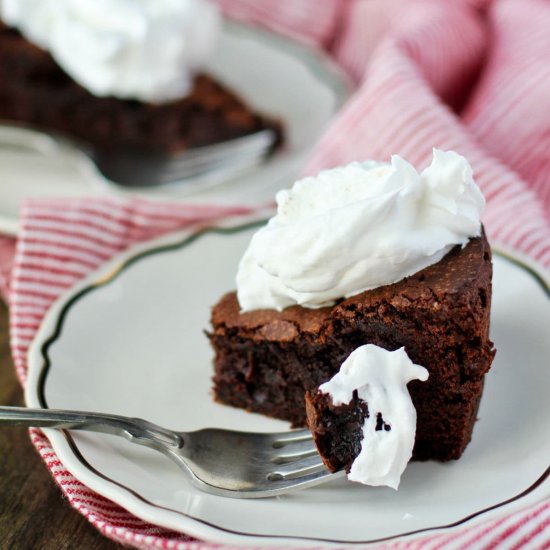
<box><xmin>4</xmin><ymin>0</ymin><xmax>550</xmax><ymax>547</ymax></box>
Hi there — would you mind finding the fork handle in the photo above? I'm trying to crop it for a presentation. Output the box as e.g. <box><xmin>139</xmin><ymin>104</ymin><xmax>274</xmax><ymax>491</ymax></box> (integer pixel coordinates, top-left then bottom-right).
<box><xmin>0</xmin><ymin>406</ymin><xmax>182</xmax><ymax>448</ymax></box>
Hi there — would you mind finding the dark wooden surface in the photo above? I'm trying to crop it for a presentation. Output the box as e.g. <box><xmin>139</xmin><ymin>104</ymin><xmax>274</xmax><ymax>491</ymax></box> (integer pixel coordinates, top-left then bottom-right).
<box><xmin>0</xmin><ymin>300</ymin><xmax>121</xmax><ymax>549</ymax></box>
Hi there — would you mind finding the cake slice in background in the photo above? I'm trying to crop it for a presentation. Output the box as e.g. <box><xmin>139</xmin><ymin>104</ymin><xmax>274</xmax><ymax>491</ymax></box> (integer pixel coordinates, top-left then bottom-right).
<box><xmin>0</xmin><ymin>0</ymin><xmax>283</xmax><ymax>156</ymax></box>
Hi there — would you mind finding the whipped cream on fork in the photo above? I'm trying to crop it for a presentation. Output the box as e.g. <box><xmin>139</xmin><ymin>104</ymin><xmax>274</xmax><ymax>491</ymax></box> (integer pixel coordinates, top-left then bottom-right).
<box><xmin>320</xmin><ymin>345</ymin><xmax>429</xmax><ymax>489</ymax></box>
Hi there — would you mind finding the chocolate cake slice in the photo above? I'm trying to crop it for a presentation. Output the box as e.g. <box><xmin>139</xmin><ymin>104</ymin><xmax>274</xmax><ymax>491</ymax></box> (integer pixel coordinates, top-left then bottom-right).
<box><xmin>210</xmin><ymin>232</ymin><xmax>495</xmax><ymax>461</ymax></box>
<box><xmin>305</xmin><ymin>390</ymin><xmax>368</xmax><ymax>473</ymax></box>
<box><xmin>0</xmin><ymin>23</ymin><xmax>283</xmax><ymax>155</ymax></box>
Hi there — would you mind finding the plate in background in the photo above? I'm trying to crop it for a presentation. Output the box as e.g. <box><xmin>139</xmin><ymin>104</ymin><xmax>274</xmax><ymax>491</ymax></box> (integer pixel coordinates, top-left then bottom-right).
<box><xmin>25</xmin><ymin>216</ymin><xmax>550</xmax><ymax>546</ymax></box>
<box><xmin>0</xmin><ymin>20</ymin><xmax>349</xmax><ymax>235</ymax></box>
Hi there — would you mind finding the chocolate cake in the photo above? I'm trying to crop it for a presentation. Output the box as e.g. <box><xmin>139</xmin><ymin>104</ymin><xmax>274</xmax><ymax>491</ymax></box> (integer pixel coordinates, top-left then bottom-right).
<box><xmin>305</xmin><ymin>390</ymin><xmax>369</xmax><ymax>473</ymax></box>
<box><xmin>0</xmin><ymin>23</ymin><xmax>283</xmax><ymax>155</ymax></box>
<box><xmin>210</xmin><ymin>232</ymin><xmax>495</xmax><ymax>461</ymax></box>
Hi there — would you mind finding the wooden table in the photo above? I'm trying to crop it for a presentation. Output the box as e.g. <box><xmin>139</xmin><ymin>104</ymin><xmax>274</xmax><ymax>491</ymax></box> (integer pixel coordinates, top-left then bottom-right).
<box><xmin>0</xmin><ymin>300</ymin><xmax>120</xmax><ymax>549</ymax></box>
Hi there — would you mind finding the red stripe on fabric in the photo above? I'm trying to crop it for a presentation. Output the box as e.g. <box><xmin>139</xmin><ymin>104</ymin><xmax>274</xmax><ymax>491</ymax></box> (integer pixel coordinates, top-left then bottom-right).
<box><xmin>510</xmin><ymin>519</ymin><xmax>550</xmax><ymax>549</ymax></box>
<box><xmin>14</xmin><ymin>262</ymin><xmax>88</xmax><ymax>279</ymax></box>
<box><xmin>11</xmin><ymin>345</ymin><xmax>31</xmax><ymax>354</ymax></box>
<box><xmin>484</xmin><ymin>502</ymin><xmax>549</xmax><ymax>548</ymax></box>
<box><xmin>513</xmin><ymin>226</ymin><xmax>550</xmax><ymax>256</ymax></box>
<box><xmin>25</xmin><ymin>205</ymin><xmax>185</xmax><ymax>229</ymax></box>
<box><xmin>21</xmin><ymin>225</ymin><xmax>125</xmax><ymax>251</ymax></box>
<box><xmin>10</xmin><ymin>311</ymin><xmax>44</xmax><ymax>322</ymax></box>
<box><xmin>9</xmin><ymin>288</ymin><xmax>60</xmax><ymax>300</ymax></box>
<box><xmin>10</xmin><ymin>301</ymin><xmax>50</xmax><ymax>311</ymax></box>
<box><xmin>25</xmin><ymin>195</ymin><xmax>250</xmax><ymax>220</ymax></box>
<box><xmin>15</xmin><ymin>274</ymin><xmax>74</xmax><ymax>286</ymax></box>
<box><xmin>24</xmin><ymin>214</ymin><xmax>142</xmax><ymax>238</ymax></box>
<box><xmin>426</xmin><ymin>515</ymin><xmax>512</xmax><ymax>550</ymax></box>
<box><xmin>20</xmin><ymin>238</ymin><xmax>112</xmax><ymax>261</ymax></box>
<box><xmin>69</xmin><ymin>498</ymin><xmax>131</xmax><ymax>512</ymax></box>
<box><xmin>528</xmin><ymin>237</ymin><xmax>550</xmax><ymax>261</ymax></box>
<box><xmin>215</xmin><ymin>0</ymin><xmax>342</xmax><ymax>48</ymax></box>
<box><xmin>471</xmin><ymin>67</ymin><xmax>550</xmax><ymax>145</ymax></box>
<box><xmin>18</xmin><ymin>250</ymin><xmax>103</xmax><ymax>271</ymax></box>
<box><xmin>69</xmin><ymin>504</ymin><xmax>147</xmax><ymax>523</ymax></box>
<box><xmin>23</xmin><ymin>209</ymin><xmax>210</xmax><ymax>237</ymax></box>
<box><xmin>10</xmin><ymin>322</ymin><xmax>40</xmax><ymax>331</ymax></box>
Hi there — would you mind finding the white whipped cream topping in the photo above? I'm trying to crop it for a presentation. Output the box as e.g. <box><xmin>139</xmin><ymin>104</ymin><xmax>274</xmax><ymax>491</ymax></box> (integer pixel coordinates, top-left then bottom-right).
<box><xmin>319</xmin><ymin>345</ymin><xmax>429</xmax><ymax>489</ymax></box>
<box><xmin>237</xmin><ymin>149</ymin><xmax>484</xmax><ymax>312</ymax></box>
<box><xmin>1</xmin><ymin>0</ymin><xmax>221</xmax><ymax>102</ymax></box>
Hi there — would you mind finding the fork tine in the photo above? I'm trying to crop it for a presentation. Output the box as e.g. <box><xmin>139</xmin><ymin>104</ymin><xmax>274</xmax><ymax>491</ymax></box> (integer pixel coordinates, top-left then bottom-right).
<box><xmin>270</xmin><ymin>429</ymin><xmax>312</xmax><ymax>446</ymax></box>
<box><xmin>268</xmin><ymin>455</ymin><xmax>328</xmax><ymax>481</ymax></box>
<box><xmin>271</xmin><ymin>440</ymin><xmax>318</xmax><ymax>464</ymax></box>
<box><xmin>261</xmin><ymin>468</ymin><xmax>345</xmax><ymax>496</ymax></box>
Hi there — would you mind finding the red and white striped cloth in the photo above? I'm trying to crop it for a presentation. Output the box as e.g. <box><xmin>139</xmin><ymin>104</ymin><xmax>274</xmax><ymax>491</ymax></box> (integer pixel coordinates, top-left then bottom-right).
<box><xmin>2</xmin><ymin>0</ymin><xmax>550</xmax><ymax>547</ymax></box>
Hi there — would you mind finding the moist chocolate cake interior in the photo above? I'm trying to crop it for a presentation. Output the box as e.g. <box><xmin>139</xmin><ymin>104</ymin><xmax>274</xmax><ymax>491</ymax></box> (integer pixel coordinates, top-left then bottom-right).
<box><xmin>305</xmin><ymin>390</ymin><xmax>368</xmax><ymax>473</ymax></box>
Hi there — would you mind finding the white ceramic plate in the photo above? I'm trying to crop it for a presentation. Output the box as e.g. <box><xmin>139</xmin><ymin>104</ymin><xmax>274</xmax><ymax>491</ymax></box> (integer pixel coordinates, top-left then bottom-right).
<box><xmin>26</xmin><ymin>216</ymin><xmax>550</xmax><ymax>547</ymax></box>
<box><xmin>0</xmin><ymin>21</ymin><xmax>349</xmax><ymax>235</ymax></box>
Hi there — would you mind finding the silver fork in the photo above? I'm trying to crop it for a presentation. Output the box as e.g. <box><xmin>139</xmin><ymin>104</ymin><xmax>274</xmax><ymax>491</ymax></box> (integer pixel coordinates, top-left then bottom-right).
<box><xmin>0</xmin><ymin>406</ymin><xmax>343</xmax><ymax>498</ymax></box>
<box><xmin>92</xmin><ymin>129</ymin><xmax>278</xmax><ymax>187</ymax></box>
<box><xmin>0</xmin><ymin>124</ymin><xmax>277</xmax><ymax>187</ymax></box>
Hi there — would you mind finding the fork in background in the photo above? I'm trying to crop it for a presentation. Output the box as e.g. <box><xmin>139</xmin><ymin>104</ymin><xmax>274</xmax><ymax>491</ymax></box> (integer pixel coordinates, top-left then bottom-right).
<box><xmin>0</xmin><ymin>124</ymin><xmax>278</xmax><ymax>188</ymax></box>
<box><xmin>93</xmin><ymin>129</ymin><xmax>278</xmax><ymax>187</ymax></box>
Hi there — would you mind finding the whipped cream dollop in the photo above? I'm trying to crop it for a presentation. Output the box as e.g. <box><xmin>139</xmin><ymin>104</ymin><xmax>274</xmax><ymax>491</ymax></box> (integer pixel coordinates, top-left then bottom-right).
<box><xmin>319</xmin><ymin>345</ymin><xmax>429</xmax><ymax>489</ymax></box>
<box><xmin>237</xmin><ymin>149</ymin><xmax>484</xmax><ymax>312</ymax></box>
<box><xmin>1</xmin><ymin>0</ymin><xmax>221</xmax><ymax>102</ymax></box>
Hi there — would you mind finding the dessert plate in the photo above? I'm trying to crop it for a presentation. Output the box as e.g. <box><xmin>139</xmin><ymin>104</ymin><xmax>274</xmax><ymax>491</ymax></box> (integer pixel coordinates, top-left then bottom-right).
<box><xmin>26</xmin><ymin>216</ymin><xmax>550</xmax><ymax>547</ymax></box>
<box><xmin>0</xmin><ymin>20</ymin><xmax>349</xmax><ymax>236</ymax></box>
